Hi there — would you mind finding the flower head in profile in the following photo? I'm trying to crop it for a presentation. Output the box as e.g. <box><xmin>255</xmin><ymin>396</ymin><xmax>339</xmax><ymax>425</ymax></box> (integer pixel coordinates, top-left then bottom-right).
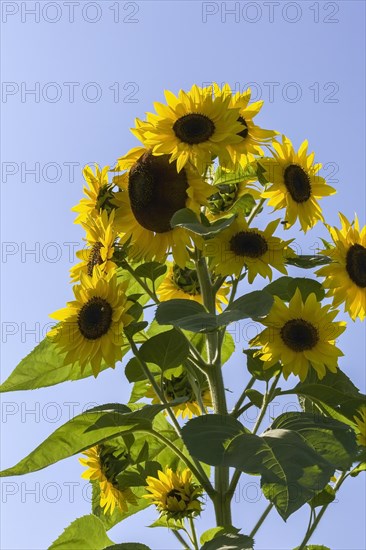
<box><xmin>317</xmin><ymin>213</ymin><xmax>366</xmax><ymax>321</ymax></box>
<box><xmin>48</xmin><ymin>268</ymin><xmax>133</xmax><ymax>376</ymax></box>
<box><xmin>131</xmin><ymin>84</ymin><xmax>244</xmax><ymax>173</ymax></box>
<box><xmin>70</xmin><ymin>210</ymin><xmax>117</xmax><ymax>282</ymax></box>
<box><xmin>80</xmin><ymin>444</ymin><xmax>137</xmax><ymax>515</ymax></box>
<box><xmin>353</xmin><ymin>406</ymin><xmax>366</xmax><ymax>447</ymax></box>
<box><xmin>145</xmin><ymin>372</ymin><xmax>213</xmax><ymax>420</ymax></box>
<box><xmin>213</xmin><ymin>83</ymin><xmax>278</xmax><ymax>167</ymax></box>
<box><xmin>205</xmin><ymin>217</ymin><xmax>293</xmax><ymax>282</ymax></box>
<box><xmin>113</xmin><ymin>147</ymin><xmax>211</xmax><ymax>266</ymax></box>
<box><xmin>157</xmin><ymin>263</ymin><xmax>229</xmax><ymax>313</ymax></box>
<box><xmin>144</xmin><ymin>468</ymin><xmax>203</xmax><ymax>518</ymax></box>
<box><xmin>260</xmin><ymin>136</ymin><xmax>336</xmax><ymax>232</ymax></box>
<box><xmin>250</xmin><ymin>289</ymin><xmax>346</xmax><ymax>381</ymax></box>
<box><xmin>72</xmin><ymin>164</ymin><xmax>116</xmax><ymax>224</ymax></box>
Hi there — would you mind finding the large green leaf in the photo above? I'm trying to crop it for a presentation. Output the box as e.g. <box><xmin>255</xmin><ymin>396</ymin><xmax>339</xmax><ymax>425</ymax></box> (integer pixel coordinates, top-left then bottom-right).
<box><xmin>181</xmin><ymin>414</ymin><xmax>246</xmax><ymax>466</ymax></box>
<box><xmin>171</xmin><ymin>208</ymin><xmax>236</xmax><ymax>237</ymax></box>
<box><xmin>0</xmin><ymin>336</ymin><xmax>130</xmax><ymax>392</ymax></box>
<box><xmin>218</xmin><ymin>290</ymin><xmax>273</xmax><ymax>324</ymax></box>
<box><xmin>139</xmin><ymin>328</ymin><xmax>189</xmax><ymax>371</ymax></box>
<box><xmin>264</xmin><ymin>277</ymin><xmax>325</xmax><ymax>302</ymax></box>
<box><xmin>286</xmin><ymin>255</ymin><xmax>331</xmax><ymax>269</ymax></box>
<box><xmin>49</xmin><ymin>515</ymin><xmax>113</xmax><ymax>550</ymax></box>
<box><xmin>223</xmin><ymin>429</ymin><xmax>334</xmax><ymax>520</ymax></box>
<box><xmin>155</xmin><ymin>292</ymin><xmax>273</xmax><ymax>333</ymax></box>
<box><xmin>244</xmin><ymin>349</ymin><xmax>281</xmax><ymax>381</ymax></box>
<box><xmin>134</xmin><ymin>261</ymin><xmax>167</xmax><ymax>282</ymax></box>
<box><xmin>269</xmin><ymin>412</ymin><xmax>358</xmax><ymax>470</ymax></box>
<box><xmin>0</xmin><ymin>405</ymin><xmax>166</xmax><ymax>477</ymax></box>
<box><xmin>282</xmin><ymin>369</ymin><xmax>366</xmax><ymax>426</ymax></box>
<box><xmin>155</xmin><ymin>299</ymin><xmax>217</xmax><ymax>332</ymax></box>
<box><xmin>201</xmin><ymin>533</ymin><xmax>254</xmax><ymax>550</ymax></box>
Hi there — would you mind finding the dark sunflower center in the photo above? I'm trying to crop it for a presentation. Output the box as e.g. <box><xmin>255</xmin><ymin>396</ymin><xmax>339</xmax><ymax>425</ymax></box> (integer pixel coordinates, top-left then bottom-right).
<box><xmin>172</xmin><ymin>265</ymin><xmax>201</xmax><ymax>295</ymax></box>
<box><xmin>230</xmin><ymin>231</ymin><xmax>268</xmax><ymax>258</ymax></box>
<box><xmin>128</xmin><ymin>152</ymin><xmax>188</xmax><ymax>233</ymax></box>
<box><xmin>283</xmin><ymin>164</ymin><xmax>311</xmax><ymax>203</ymax></box>
<box><xmin>237</xmin><ymin>116</ymin><xmax>249</xmax><ymax>139</ymax></box>
<box><xmin>77</xmin><ymin>296</ymin><xmax>113</xmax><ymax>340</ymax></box>
<box><xmin>280</xmin><ymin>318</ymin><xmax>319</xmax><ymax>351</ymax></box>
<box><xmin>173</xmin><ymin>113</ymin><xmax>215</xmax><ymax>144</ymax></box>
<box><xmin>167</xmin><ymin>489</ymin><xmax>183</xmax><ymax>502</ymax></box>
<box><xmin>346</xmin><ymin>244</ymin><xmax>366</xmax><ymax>287</ymax></box>
<box><xmin>87</xmin><ymin>242</ymin><xmax>103</xmax><ymax>276</ymax></box>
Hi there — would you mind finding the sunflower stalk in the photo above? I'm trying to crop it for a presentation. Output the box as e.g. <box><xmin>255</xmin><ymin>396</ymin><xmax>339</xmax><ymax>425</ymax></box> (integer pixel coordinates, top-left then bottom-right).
<box><xmin>297</xmin><ymin>471</ymin><xmax>348</xmax><ymax>550</ymax></box>
<box><xmin>194</xmin><ymin>249</ymin><xmax>232</xmax><ymax>527</ymax></box>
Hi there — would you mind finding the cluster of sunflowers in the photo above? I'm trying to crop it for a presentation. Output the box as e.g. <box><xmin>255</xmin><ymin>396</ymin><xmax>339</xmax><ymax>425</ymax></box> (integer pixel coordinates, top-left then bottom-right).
<box><xmin>3</xmin><ymin>84</ymin><xmax>365</xmax><ymax>548</ymax></box>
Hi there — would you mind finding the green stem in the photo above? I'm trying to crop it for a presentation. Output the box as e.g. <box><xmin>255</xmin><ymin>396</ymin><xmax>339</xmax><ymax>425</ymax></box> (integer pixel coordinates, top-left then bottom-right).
<box><xmin>123</xmin><ymin>261</ymin><xmax>160</xmax><ymax>303</ymax></box>
<box><xmin>172</xmin><ymin>529</ymin><xmax>192</xmax><ymax>550</ymax></box>
<box><xmin>189</xmin><ymin>517</ymin><xmax>199</xmax><ymax>550</ymax></box>
<box><xmin>247</xmin><ymin>198</ymin><xmax>265</xmax><ymax>226</ymax></box>
<box><xmin>297</xmin><ymin>471</ymin><xmax>348</xmax><ymax>550</ymax></box>
<box><xmin>249</xmin><ymin>503</ymin><xmax>274</xmax><ymax>539</ymax></box>
<box><xmin>252</xmin><ymin>372</ymin><xmax>281</xmax><ymax>435</ymax></box>
<box><xmin>194</xmin><ymin>250</ymin><xmax>231</xmax><ymax>526</ymax></box>
<box><xmin>230</xmin><ymin>376</ymin><xmax>256</xmax><ymax>417</ymax></box>
<box><xmin>148</xmin><ymin>429</ymin><xmax>215</xmax><ymax>499</ymax></box>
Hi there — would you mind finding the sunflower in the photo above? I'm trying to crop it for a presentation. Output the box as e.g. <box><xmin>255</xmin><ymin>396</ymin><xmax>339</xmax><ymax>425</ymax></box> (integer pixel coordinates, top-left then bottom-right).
<box><xmin>207</xmin><ymin>175</ymin><xmax>260</xmax><ymax>221</ymax></box>
<box><xmin>260</xmin><ymin>136</ymin><xmax>336</xmax><ymax>232</ymax></box>
<box><xmin>250</xmin><ymin>289</ymin><xmax>346</xmax><ymax>381</ymax></box>
<box><xmin>316</xmin><ymin>214</ymin><xmax>366</xmax><ymax>321</ymax></box>
<box><xmin>213</xmin><ymin>83</ymin><xmax>278</xmax><ymax>167</ymax></box>
<box><xmin>48</xmin><ymin>268</ymin><xmax>133</xmax><ymax>376</ymax></box>
<box><xmin>143</xmin><ymin>468</ymin><xmax>203</xmax><ymax>518</ymax></box>
<box><xmin>204</xmin><ymin>217</ymin><xmax>293</xmax><ymax>282</ymax></box>
<box><xmin>131</xmin><ymin>84</ymin><xmax>244</xmax><ymax>173</ymax></box>
<box><xmin>353</xmin><ymin>406</ymin><xmax>366</xmax><ymax>447</ymax></box>
<box><xmin>157</xmin><ymin>263</ymin><xmax>229</xmax><ymax>313</ymax></box>
<box><xmin>80</xmin><ymin>444</ymin><xmax>137</xmax><ymax>515</ymax></box>
<box><xmin>70</xmin><ymin>210</ymin><xmax>117</xmax><ymax>282</ymax></box>
<box><xmin>112</xmin><ymin>147</ymin><xmax>211</xmax><ymax>267</ymax></box>
<box><xmin>72</xmin><ymin>164</ymin><xmax>116</xmax><ymax>224</ymax></box>
<box><xmin>145</xmin><ymin>372</ymin><xmax>213</xmax><ymax>420</ymax></box>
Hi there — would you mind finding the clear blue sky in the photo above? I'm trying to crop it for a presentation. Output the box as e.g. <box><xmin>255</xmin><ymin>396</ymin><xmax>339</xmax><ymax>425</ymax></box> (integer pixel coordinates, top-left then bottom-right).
<box><xmin>1</xmin><ymin>1</ymin><xmax>365</xmax><ymax>548</ymax></box>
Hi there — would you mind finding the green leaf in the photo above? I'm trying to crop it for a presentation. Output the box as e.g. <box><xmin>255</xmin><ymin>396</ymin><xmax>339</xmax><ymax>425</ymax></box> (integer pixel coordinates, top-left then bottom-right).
<box><xmin>350</xmin><ymin>462</ymin><xmax>366</xmax><ymax>477</ymax></box>
<box><xmin>244</xmin><ymin>349</ymin><xmax>281</xmax><ymax>381</ymax></box>
<box><xmin>201</xmin><ymin>533</ymin><xmax>254</xmax><ymax>550</ymax></box>
<box><xmin>171</xmin><ymin>208</ymin><xmax>236</xmax><ymax>238</ymax></box>
<box><xmin>0</xmin><ymin>405</ymin><xmax>165</xmax><ymax>477</ymax></box>
<box><xmin>293</xmin><ymin>546</ymin><xmax>331</xmax><ymax>550</ymax></box>
<box><xmin>200</xmin><ymin>526</ymin><xmax>240</xmax><ymax>544</ymax></box>
<box><xmin>223</xmin><ymin>430</ymin><xmax>334</xmax><ymax>520</ymax></box>
<box><xmin>181</xmin><ymin>414</ymin><xmax>246</xmax><ymax>466</ymax></box>
<box><xmin>155</xmin><ymin>299</ymin><xmax>217</xmax><ymax>332</ymax></box>
<box><xmin>245</xmin><ymin>389</ymin><xmax>264</xmax><ymax>408</ymax></box>
<box><xmin>264</xmin><ymin>276</ymin><xmax>325</xmax><ymax>301</ymax></box>
<box><xmin>309</xmin><ymin>485</ymin><xmax>335</xmax><ymax>508</ymax></box>
<box><xmin>48</xmin><ymin>515</ymin><xmax>113</xmax><ymax>550</ymax></box>
<box><xmin>148</xmin><ymin>516</ymin><xmax>184</xmax><ymax>530</ymax></box>
<box><xmin>139</xmin><ymin>328</ymin><xmax>189</xmax><ymax>371</ymax></box>
<box><xmin>270</xmin><ymin>412</ymin><xmax>358</xmax><ymax>470</ymax></box>
<box><xmin>283</xmin><ymin>368</ymin><xmax>366</xmax><ymax>426</ymax></box>
<box><xmin>0</xmin><ymin>336</ymin><xmax>130</xmax><ymax>392</ymax></box>
<box><xmin>104</xmin><ymin>545</ymin><xmax>151</xmax><ymax>550</ymax></box>
<box><xmin>134</xmin><ymin>261</ymin><xmax>167</xmax><ymax>281</ymax></box>
<box><xmin>218</xmin><ymin>290</ymin><xmax>273</xmax><ymax>324</ymax></box>
<box><xmin>286</xmin><ymin>255</ymin><xmax>331</xmax><ymax>269</ymax></box>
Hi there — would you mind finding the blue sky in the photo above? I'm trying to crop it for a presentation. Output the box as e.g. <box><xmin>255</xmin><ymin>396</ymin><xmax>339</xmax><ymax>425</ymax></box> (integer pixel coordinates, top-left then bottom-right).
<box><xmin>1</xmin><ymin>1</ymin><xmax>365</xmax><ymax>548</ymax></box>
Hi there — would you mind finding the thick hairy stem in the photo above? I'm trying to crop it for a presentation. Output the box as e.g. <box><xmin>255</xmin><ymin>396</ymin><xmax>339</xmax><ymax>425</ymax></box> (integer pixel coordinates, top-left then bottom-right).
<box><xmin>195</xmin><ymin>252</ymin><xmax>232</xmax><ymax>526</ymax></box>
